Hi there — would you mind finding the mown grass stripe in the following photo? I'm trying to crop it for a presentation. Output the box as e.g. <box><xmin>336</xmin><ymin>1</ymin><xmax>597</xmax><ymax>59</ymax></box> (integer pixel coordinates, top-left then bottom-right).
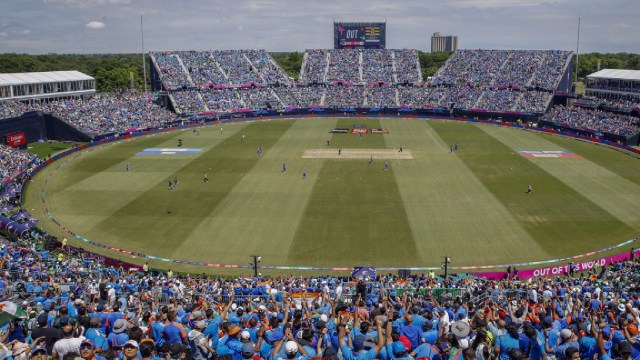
<box><xmin>541</xmin><ymin>132</ymin><xmax>640</xmax><ymax>186</ymax></box>
<box><xmin>287</xmin><ymin>118</ymin><xmax>419</xmax><ymax>268</ymax></box>
<box><xmin>382</xmin><ymin>118</ymin><xmax>549</xmax><ymax>266</ymax></box>
<box><xmin>173</xmin><ymin>118</ymin><xmax>338</xmax><ymax>265</ymax></box>
<box><xmin>480</xmin><ymin>125</ymin><xmax>640</xmax><ymax>228</ymax></box>
<box><xmin>430</xmin><ymin>121</ymin><xmax>635</xmax><ymax>256</ymax></box>
<box><xmin>88</xmin><ymin>120</ymin><xmax>295</xmax><ymax>256</ymax></box>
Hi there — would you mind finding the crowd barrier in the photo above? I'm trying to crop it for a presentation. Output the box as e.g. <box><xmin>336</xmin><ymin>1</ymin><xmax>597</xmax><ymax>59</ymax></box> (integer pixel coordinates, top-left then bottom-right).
<box><xmin>12</xmin><ymin>110</ymin><xmax>640</xmax><ymax>278</ymax></box>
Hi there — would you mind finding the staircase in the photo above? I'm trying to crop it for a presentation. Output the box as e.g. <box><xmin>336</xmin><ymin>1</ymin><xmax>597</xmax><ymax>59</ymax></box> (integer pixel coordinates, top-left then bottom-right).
<box><xmin>323</xmin><ymin>51</ymin><xmax>330</xmax><ymax>83</ymax></box>
<box><xmin>175</xmin><ymin>54</ymin><xmax>195</xmax><ymax>87</ymax></box>
<box><xmin>243</xmin><ymin>53</ymin><xmax>266</xmax><ymax>84</ymax></box>
<box><xmin>358</xmin><ymin>51</ymin><xmax>364</xmax><ymax>83</ymax></box>
<box><xmin>390</xmin><ymin>51</ymin><xmax>398</xmax><ymax>83</ymax></box>
<box><xmin>299</xmin><ymin>52</ymin><xmax>309</xmax><ymax>81</ymax></box>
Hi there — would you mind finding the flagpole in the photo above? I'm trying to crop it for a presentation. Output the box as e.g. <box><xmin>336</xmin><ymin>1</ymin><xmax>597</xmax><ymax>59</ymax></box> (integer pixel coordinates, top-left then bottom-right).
<box><xmin>575</xmin><ymin>17</ymin><xmax>581</xmax><ymax>88</ymax></box>
<box><xmin>141</xmin><ymin>14</ymin><xmax>147</xmax><ymax>92</ymax></box>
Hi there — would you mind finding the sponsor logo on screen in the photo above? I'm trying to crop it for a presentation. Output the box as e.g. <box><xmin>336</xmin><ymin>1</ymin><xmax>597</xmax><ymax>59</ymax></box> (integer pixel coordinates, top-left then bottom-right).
<box><xmin>330</xmin><ymin>128</ymin><xmax>350</xmax><ymax>133</ymax></box>
<box><xmin>350</xmin><ymin>128</ymin><xmax>369</xmax><ymax>134</ymax></box>
<box><xmin>6</xmin><ymin>132</ymin><xmax>26</xmax><ymax>147</ymax></box>
<box><xmin>370</xmin><ymin>128</ymin><xmax>388</xmax><ymax>134</ymax></box>
<box><xmin>517</xmin><ymin>150</ymin><xmax>582</xmax><ymax>158</ymax></box>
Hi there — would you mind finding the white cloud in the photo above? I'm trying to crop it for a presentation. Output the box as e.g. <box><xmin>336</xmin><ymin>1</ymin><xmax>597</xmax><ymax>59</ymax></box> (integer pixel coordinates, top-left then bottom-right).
<box><xmin>0</xmin><ymin>32</ymin><xmax>7</xmax><ymax>37</ymax></box>
<box><xmin>85</xmin><ymin>21</ymin><xmax>106</xmax><ymax>29</ymax></box>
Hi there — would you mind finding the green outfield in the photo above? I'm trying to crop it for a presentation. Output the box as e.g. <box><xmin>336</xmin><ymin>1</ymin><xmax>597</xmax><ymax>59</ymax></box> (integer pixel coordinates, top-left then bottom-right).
<box><xmin>22</xmin><ymin>118</ymin><xmax>640</xmax><ymax>273</ymax></box>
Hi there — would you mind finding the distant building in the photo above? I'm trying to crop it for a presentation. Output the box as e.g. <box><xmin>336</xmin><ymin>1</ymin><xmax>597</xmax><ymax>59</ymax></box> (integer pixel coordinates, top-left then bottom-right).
<box><xmin>431</xmin><ymin>32</ymin><xmax>458</xmax><ymax>53</ymax></box>
<box><xmin>0</xmin><ymin>71</ymin><xmax>95</xmax><ymax>103</ymax></box>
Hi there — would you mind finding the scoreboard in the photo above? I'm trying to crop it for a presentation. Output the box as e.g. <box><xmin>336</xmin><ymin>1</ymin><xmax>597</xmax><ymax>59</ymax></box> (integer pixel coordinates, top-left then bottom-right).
<box><xmin>334</xmin><ymin>22</ymin><xmax>386</xmax><ymax>49</ymax></box>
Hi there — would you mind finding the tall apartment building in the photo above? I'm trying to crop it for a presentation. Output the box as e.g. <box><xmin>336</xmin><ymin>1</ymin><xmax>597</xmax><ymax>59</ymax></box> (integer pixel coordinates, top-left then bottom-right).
<box><xmin>431</xmin><ymin>32</ymin><xmax>458</xmax><ymax>53</ymax></box>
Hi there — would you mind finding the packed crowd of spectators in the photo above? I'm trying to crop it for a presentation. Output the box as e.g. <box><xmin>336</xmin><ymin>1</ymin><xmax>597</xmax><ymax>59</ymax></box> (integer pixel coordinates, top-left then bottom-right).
<box><xmin>432</xmin><ymin>50</ymin><xmax>572</xmax><ymax>90</ymax></box>
<box><xmin>579</xmin><ymin>95</ymin><xmax>640</xmax><ymax>112</ymax></box>
<box><xmin>180</xmin><ymin>51</ymin><xmax>227</xmax><ymax>88</ymax></box>
<box><xmin>365</xmin><ymin>86</ymin><xmax>398</xmax><ymax>108</ymax></box>
<box><xmin>512</xmin><ymin>92</ymin><xmax>552</xmax><ymax>114</ymax></box>
<box><xmin>152</xmin><ymin>50</ymin><xmax>290</xmax><ymax>90</ymax></box>
<box><xmin>154</xmin><ymin>53</ymin><xmax>194</xmax><ymax>90</ymax></box>
<box><xmin>327</xmin><ymin>50</ymin><xmax>361</xmax><ymax>83</ymax></box>
<box><xmin>166</xmin><ymin>85</ymin><xmax>555</xmax><ymax>115</ymax></box>
<box><xmin>0</xmin><ymin>144</ymin><xmax>39</xmax><ymax>187</ymax></box>
<box><xmin>172</xmin><ymin>91</ymin><xmax>207</xmax><ymax>115</ymax></box>
<box><xmin>301</xmin><ymin>49</ymin><xmax>421</xmax><ymax>84</ymax></box>
<box><xmin>0</xmin><ymin>231</ymin><xmax>639</xmax><ymax>360</ymax></box>
<box><xmin>271</xmin><ymin>87</ymin><xmax>302</xmax><ymax>109</ymax></box>
<box><xmin>236</xmin><ymin>88</ymin><xmax>283</xmax><ymax>111</ymax></box>
<box><xmin>200</xmin><ymin>89</ymin><xmax>245</xmax><ymax>113</ymax></box>
<box><xmin>397</xmin><ymin>86</ymin><xmax>430</xmax><ymax>108</ymax></box>
<box><xmin>0</xmin><ymin>92</ymin><xmax>178</xmax><ymax>137</ymax></box>
<box><xmin>324</xmin><ymin>86</ymin><xmax>365</xmax><ymax>108</ymax></box>
<box><xmin>43</xmin><ymin>92</ymin><xmax>178</xmax><ymax>136</ymax></box>
<box><xmin>300</xmin><ymin>50</ymin><xmax>329</xmax><ymax>83</ymax></box>
<box><xmin>289</xmin><ymin>86</ymin><xmax>324</xmax><ymax>108</ymax></box>
<box><xmin>394</xmin><ymin>49</ymin><xmax>422</xmax><ymax>84</ymax></box>
<box><xmin>541</xmin><ymin>105</ymin><xmax>640</xmax><ymax>137</ymax></box>
<box><xmin>0</xmin><ymin>101</ymin><xmax>33</xmax><ymax>120</ymax></box>
<box><xmin>362</xmin><ymin>51</ymin><xmax>395</xmax><ymax>83</ymax></box>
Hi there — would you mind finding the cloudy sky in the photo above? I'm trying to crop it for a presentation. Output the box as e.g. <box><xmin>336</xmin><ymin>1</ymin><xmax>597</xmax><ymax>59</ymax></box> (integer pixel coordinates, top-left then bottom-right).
<box><xmin>0</xmin><ymin>0</ymin><xmax>638</xmax><ymax>54</ymax></box>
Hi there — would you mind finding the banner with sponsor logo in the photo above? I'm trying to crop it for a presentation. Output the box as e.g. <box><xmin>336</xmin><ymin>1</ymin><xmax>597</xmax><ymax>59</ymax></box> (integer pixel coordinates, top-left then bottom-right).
<box><xmin>473</xmin><ymin>249</ymin><xmax>638</xmax><ymax>280</ymax></box>
<box><xmin>6</xmin><ymin>132</ymin><xmax>26</xmax><ymax>147</ymax></box>
<box><xmin>369</xmin><ymin>129</ymin><xmax>388</xmax><ymax>134</ymax></box>
<box><xmin>330</xmin><ymin>128</ymin><xmax>350</xmax><ymax>133</ymax></box>
<box><xmin>350</xmin><ymin>128</ymin><xmax>368</xmax><ymax>134</ymax></box>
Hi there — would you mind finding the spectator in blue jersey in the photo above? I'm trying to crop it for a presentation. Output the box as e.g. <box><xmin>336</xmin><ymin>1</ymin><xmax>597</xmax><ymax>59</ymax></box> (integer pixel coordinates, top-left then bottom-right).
<box><xmin>84</xmin><ymin>317</ymin><xmax>108</xmax><ymax>352</ymax></box>
<box><xmin>495</xmin><ymin>323</ymin><xmax>521</xmax><ymax>360</ymax></box>
<box><xmin>107</xmin><ymin>318</ymin><xmax>129</xmax><ymax>356</ymax></box>
<box><xmin>162</xmin><ymin>310</ymin><xmax>187</xmax><ymax>345</ymax></box>
<box><xmin>106</xmin><ymin>303</ymin><xmax>123</xmax><ymax>334</ymax></box>
<box><xmin>545</xmin><ymin>328</ymin><xmax>579</xmax><ymax>360</ymax></box>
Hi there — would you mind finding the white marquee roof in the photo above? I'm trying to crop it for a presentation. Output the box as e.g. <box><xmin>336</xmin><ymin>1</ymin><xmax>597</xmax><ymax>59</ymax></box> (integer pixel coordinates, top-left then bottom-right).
<box><xmin>0</xmin><ymin>71</ymin><xmax>94</xmax><ymax>86</ymax></box>
<box><xmin>587</xmin><ymin>69</ymin><xmax>640</xmax><ymax>82</ymax></box>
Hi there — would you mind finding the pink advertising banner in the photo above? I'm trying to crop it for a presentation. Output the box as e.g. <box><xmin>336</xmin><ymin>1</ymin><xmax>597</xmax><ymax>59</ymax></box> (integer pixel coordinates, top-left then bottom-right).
<box><xmin>474</xmin><ymin>250</ymin><xmax>638</xmax><ymax>280</ymax></box>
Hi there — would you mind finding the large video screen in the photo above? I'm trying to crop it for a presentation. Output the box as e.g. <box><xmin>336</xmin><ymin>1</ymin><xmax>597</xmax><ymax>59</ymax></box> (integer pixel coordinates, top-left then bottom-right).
<box><xmin>334</xmin><ymin>22</ymin><xmax>386</xmax><ymax>49</ymax></box>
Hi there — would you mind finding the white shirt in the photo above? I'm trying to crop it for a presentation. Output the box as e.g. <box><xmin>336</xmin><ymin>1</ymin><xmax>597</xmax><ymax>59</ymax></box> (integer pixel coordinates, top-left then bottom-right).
<box><xmin>53</xmin><ymin>336</ymin><xmax>86</xmax><ymax>359</ymax></box>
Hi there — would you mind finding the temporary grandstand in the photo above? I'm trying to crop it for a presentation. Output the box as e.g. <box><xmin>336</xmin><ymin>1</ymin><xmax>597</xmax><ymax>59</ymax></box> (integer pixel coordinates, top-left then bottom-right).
<box><xmin>586</xmin><ymin>69</ymin><xmax>640</xmax><ymax>99</ymax></box>
<box><xmin>0</xmin><ymin>71</ymin><xmax>95</xmax><ymax>102</ymax></box>
<box><xmin>147</xmin><ymin>49</ymin><xmax>573</xmax><ymax>119</ymax></box>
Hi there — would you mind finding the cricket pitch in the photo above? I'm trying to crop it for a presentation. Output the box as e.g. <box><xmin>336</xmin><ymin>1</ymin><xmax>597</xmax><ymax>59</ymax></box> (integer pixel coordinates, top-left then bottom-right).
<box><xmin>303</xmin><ymin>149</ymin><xmax>414</xmax><ymax>159</ymax></box>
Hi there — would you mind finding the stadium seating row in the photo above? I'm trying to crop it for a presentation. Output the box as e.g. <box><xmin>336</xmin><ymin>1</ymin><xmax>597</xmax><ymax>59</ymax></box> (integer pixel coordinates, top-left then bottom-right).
<box><xmin>431</xmin><ymin>50</ymin><xmax>572</xmax><ymax>90</ymax></box>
